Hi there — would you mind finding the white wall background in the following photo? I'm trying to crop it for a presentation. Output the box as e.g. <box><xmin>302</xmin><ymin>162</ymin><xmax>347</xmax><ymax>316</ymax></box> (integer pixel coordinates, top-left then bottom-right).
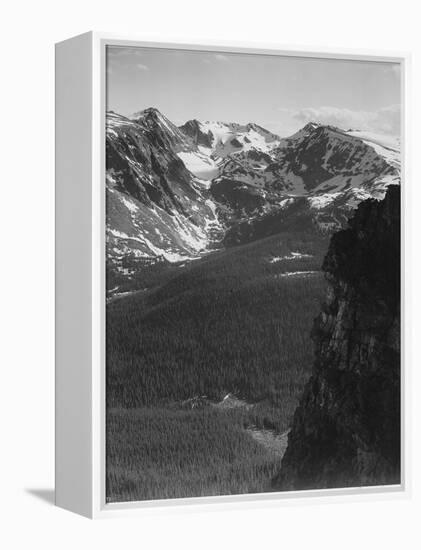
<box><xmin>1</xmin><ymin>0</ymin><xmax>420</xmax><ymax>547</ymax></box>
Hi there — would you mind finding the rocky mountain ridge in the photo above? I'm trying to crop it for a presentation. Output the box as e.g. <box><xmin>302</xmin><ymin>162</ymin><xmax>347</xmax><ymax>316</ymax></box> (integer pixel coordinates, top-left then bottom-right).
<box><xmin>106</xmin><ymin>107</ymin><xmax>400</xmax><ymax>290</ymax></box>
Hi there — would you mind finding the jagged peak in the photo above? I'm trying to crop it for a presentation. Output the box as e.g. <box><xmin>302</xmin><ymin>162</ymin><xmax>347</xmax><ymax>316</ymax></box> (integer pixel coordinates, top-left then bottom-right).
<box><xmin>106</xmin><ymin>110</ymin><xmax>130</xmax><ymax>120</ymax></box>
<box><xmin>134</xmin><ymin>106</ymin><xmax>160</xmax><ymax>116</ymax></box>
<box><xmin>131</xmin><ymin>106</ymin><xmax>172</xmax><ymax>124</ymax></box>
<box><xmin>302</xmin><ymin>121</ymin><xmax>321</xmax><ymax>131</ymax></box>
<box><xmin>246</xmin><ymin>122</ymin><xmax>280</xmax><ymax>138</ymax></box>
<box><xmin>300</xmin><ymin>121</ymin><xmax>345</xmax><ymax>133</ymax></box>
<box><xmin>287</xmin><ymin>121</ymin><xmax>352</xmax><ymax>141</ymax></box>
<box><xmin>246</xmin><ymin>121</ymin><xmax>267</xmax><ymax>132</ymax></box>
<box><xmin>130</xmin><ymin>107</ymin><xmax>190</xmax><ymax>142</ymax></box>
<box><xmin>179</xmin><ymin>118</ymin><xmax>203</xmax><ymax>129</ymax></box>
<box><xmin>180</xmin><ymin>118</ymin><xmax>279</xmax><ymax>138</ymax></box>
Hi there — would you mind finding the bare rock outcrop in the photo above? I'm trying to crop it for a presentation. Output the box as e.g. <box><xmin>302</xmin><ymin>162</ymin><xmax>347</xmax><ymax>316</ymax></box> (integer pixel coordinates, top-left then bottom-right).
<box><xmin>275</xmin><ymin>185</ymin><xmax>401</xmax><ymax>490</ymax></box>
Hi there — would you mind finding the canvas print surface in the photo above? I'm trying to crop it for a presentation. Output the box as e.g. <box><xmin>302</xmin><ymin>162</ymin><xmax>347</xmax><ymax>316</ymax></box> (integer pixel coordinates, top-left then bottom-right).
<box><xmin>105</xmin><ymin>46</ymin><xmax>401</xmax><ymax>503</ymax></box>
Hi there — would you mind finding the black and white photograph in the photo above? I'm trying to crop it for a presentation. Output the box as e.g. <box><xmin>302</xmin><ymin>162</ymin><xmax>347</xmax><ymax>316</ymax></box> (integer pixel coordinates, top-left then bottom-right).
<box><xmin>105</xmin><ymin>46</ymin><xmax>401</xmax><ymax>503</ymax></box>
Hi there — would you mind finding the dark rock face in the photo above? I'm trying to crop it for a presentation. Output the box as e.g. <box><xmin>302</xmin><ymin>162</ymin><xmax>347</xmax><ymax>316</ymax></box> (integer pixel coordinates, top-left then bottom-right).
<box><xmin>179</xmin><ymin>119</ymin><xmax>214</xmax><ymax>148</ymax></box>
<box><xmin>275</xmin><ymin>185</ymin><xmax>401</xmax><ymax>490</ymax></box>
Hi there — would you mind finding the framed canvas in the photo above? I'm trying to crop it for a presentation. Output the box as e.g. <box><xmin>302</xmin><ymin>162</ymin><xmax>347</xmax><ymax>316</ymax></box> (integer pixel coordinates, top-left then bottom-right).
<box><xmin>55</xmin><ymin>32</ymin><xmax>410</xmax><ymax>518</ymax></box>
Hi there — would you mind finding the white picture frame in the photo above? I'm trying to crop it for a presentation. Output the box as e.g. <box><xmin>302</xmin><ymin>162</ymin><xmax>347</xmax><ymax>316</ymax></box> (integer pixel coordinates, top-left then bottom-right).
<box><xmin>55</xmin><ymin>31</ymin><xmax>410</xmax><ymax>519</ymax></box>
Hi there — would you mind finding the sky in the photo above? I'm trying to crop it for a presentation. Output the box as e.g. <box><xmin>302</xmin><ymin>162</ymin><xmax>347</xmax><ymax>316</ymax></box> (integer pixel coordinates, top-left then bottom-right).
<box><xmin>106</xmin><ymin>46</ymin><xmax>401</xmax><ymax>137</ymax></box>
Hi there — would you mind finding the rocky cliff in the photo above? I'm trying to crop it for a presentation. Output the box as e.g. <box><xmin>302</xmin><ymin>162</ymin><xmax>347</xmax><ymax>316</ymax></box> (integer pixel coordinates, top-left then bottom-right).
<box><xmin>275</xmin><ymin>185</ymin><xmax>401</xmax><ymax>490</ymax></box>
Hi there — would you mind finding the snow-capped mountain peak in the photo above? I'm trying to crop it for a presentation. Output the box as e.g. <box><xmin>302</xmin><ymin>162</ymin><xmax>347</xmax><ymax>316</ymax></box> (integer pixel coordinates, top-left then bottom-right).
<box><xmin>130</xmin><ymin>107</ymin><xmax>194</xmax><ymax>153</ymax></box>
<box><xmin>131</xmin><ymin>106</ymin><xmax>166</xmax><ymax>121</ymax></box>
<box><xmin>106</xmin><ymin>109</ymin><xmax>223</xmax><ymax>276</ymax></box>
<box><xmin>302</xmin><ymin>121</ymin><xmax>320</xmax><ymax>131</ymax></box>
<box><xmin>179</xmin><ymin>118</ymin><xmax>281</xmax><ymax>158</ymax></box>
<box><xmin>106</xmin><ymin>108</ymin><xmax>400</xmax><ymax>291</ymax></box>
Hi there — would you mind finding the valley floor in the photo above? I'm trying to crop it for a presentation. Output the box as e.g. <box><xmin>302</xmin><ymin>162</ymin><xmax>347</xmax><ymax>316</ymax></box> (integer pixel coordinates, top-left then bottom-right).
<box><xmin>106</xmin><ymin>230</ymin><xmax>329</xmax><ymax>502</ymax></box>
<box><xmin>106</xmin><ymin>401</ymin><xmax>290</xmax><ymax>502</ymax></box>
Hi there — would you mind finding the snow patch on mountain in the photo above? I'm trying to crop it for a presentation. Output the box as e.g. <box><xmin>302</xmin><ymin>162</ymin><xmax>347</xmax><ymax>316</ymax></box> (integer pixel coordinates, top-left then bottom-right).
<box><xmin>177</xmin><ymin>151</ymin><xmax>220</xmax><ymax>180</ymax></box>
<box><xmin>346</xmin><ymin>131</ymin><xmax>400</xmax><ymax>151</ymax></box>
<box><xmin>308</xmin><ymin>192</ymin><xmax>342</xmax><ymax>209</ymax></box>
<box><xmin>181</xmin><ymin>120</ymin><xmax>281</xmax><ymax>159</ymax></box>
<box><xmin>269</xmin><ymin>252</ymin><xmax>313</xmax><ymax>263</ymax></box>
<box><xmin>120</xmin><ymin>195</ymin><xmax>139</xmax><ymax>213</ymax></box>
<box><xmin>277</xmin><ymin>271</ymin><xmax>319</xmax><ymax>278</ymax></box>
<box><xmin>346</xmin><ymin>130</ymin><xmax>400</xmax><ymax>169</ymax></box>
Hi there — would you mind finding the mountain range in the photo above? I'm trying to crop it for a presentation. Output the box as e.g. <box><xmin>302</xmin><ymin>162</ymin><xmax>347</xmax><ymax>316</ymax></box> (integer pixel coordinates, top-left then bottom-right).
<box><xmin>106</xmin><ymin>106</ymin><xmax>401</xmax><ymax>500</ymax></box>
<box><xmin>106</xmin><ymin>107</ymin><xmax>400</xmax><ymax>293</ymax></box>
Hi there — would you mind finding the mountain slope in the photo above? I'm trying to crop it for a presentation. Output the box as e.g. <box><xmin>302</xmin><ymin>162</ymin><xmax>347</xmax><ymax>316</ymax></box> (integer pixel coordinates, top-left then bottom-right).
<box><xmin>271</xmin><ymin>123</ymin><xmax>398</xmax><ymax>193</ymax></box>
<box><xmin>106</xmin><ymin>110</ymin><xmax>222</xmax><ymax>284</ymax></box>
<box><xmin>213</xmin><ymin>122</ymin><xmax>399</xmax><ymax>196</ymax></box>
<box><xmin>177</xmin><ymin>118</ymin><xmax>281</xmax><ymax>182</ymax></box>
<box><xmin>215</xmin><ymin>122</ymin><xmax>400</xmax><ymax>236</ymax></box>
<box><xmin>107</xmin><ymin>228</ymin><xmax>328</xmax><ymax>407</ymax></box>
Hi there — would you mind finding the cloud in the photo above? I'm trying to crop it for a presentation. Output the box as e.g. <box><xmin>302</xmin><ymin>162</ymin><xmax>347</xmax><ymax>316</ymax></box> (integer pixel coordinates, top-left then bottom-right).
<box><xmin>108</xmin><ymin>47</ymin><xmax>144</xmax><ymax>59</ymax></box>
<box><xmin>290</xmin><ymin>104</ymin><xmax>400</xmax><ymax>135</ymax></box>
<box><xmin>205</xmin><ymin>53</ymin><xmax>230</xmax><ymax>63</ymax></box>
<box><xmin>107</xmin><ymin>48</ymin><xmax>148</xmax><ymax>72</ymax></box>
<box><xmin>374</xmin><ymin>104</ymin><xmax>401</xmax><ymax>134</ymax></box>
<box><xmin>390</xmin><ymin>64</ymin><xmax>401</xmax><ymax>78</ymax></box>
<box><xmin>202</xmin><ymin>53</ymin><xmax>230</xmax><ymax>64</ymax></box>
